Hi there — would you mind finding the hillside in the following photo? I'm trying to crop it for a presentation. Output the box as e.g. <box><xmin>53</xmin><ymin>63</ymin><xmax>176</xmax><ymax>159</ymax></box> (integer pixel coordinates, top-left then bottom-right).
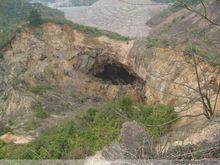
<box><xmin>0</xmin><ymin>0</ymin><xmax>219</xmax><ymax>162</ymax></box>
<box><xmin>28</xmin><ymin>0</ymin><xmax>99</xmax><ymax>7</ymax></box>
<box><xmin>147</xmin><ymin>0</ymin><xmax>220</xmax><ymax>66</ymax></box>
<box><xmin>0</xmin><ymin>21</ymin><xmax>219</xmax><ymax>160</ymax></box>
<box><xmin>0</xmin><ymin>0</ymin><xmax>64</xmax><ymax>49</ymax></box>
<box><xmin>59</xmin><ymin>0</ymin><xmax>169</xmax><ymax>38</ymax></box>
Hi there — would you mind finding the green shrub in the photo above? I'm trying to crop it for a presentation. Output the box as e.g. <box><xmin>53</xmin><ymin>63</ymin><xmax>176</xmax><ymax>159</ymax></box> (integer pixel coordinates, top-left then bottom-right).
<box><xmin>118</xmin><ymin>96</ymin><xmax>133</xmax><ymax>108</ymax></box>
<box><xmin>1</xmin><ymin>94</ymin><xmax>8</xmax><ymax>101</ymax></box>
<box><xmin>0</xmin><ymin>27</ymin><xmax>17</xmax><ymax>49</ymax></box>
<box><xmin>28</xmin><ymin>10</ymin><xmax>43</xmax><ymax>26</ymax></box>
<box><xmin>0</xmin><ymin>96</ymin><xmax>178</xmax><ymax>159</ymax></box>
<box><xmin>184</xmin><ymin>43</ymin><xmax>199</xmax><ymax>55</ymax></box>
<box><xmin>30</xmin><ymin>84</ymin><xmax>51</xmax><ymax>95</ymax></box>
<box><xmin>83</xmin><ymin>108</ymin><xmax>97</xmax><ymax>123</ymax></box>
<box><xmin>0</xmin><ymin>126</ymin><xmax>11</xmax><ymax>136</ymax></box>
<box><xmin>0</xmin><ymin>140</ymin><xmax>6</xmax><ymax>159</ymax></box>
<box><xmin>67</xmin><ymin>120</ymin><xmax>80</xmax><ymax>135</ymax></box>
<box><xmin>146</xmin><ymin>37</ymin><xmax>176</xmax><ymax>48</ymax></box>
<box><xmin>146</xmin><ymin>38</ymin><xmax>160</xmax><ymax>48</ymax></box>
<box><xmin>144</xmin><ymin>105</ymin><xmax>177</xmax><ymax>136</ymax></box>
<box><xmin>34</xmin><ymin>105</ymin><xmax>49</xmax><ymax>119</ymax></box>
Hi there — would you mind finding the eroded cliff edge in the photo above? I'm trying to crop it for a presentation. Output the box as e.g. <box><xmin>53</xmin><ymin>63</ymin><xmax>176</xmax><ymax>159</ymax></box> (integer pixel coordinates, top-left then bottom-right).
<box><xmin>0</xmin><ymin>22</ymin><xmax>219</xmax><ymax>147</ymax></box>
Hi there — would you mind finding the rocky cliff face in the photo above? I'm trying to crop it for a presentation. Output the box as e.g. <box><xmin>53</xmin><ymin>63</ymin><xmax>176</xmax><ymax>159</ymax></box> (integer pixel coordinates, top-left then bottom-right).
<box><xmin>0</xmin><ymin>22</ymin><xmax>219</xmax><ymax>139</ymax></box>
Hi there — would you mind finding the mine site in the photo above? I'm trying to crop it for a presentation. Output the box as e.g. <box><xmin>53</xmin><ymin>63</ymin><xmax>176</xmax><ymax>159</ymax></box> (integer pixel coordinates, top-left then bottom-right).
<box><xmin>0</xmin><ymin>0</ymin><xmax>219</xmax><ymax>163</ymax></box>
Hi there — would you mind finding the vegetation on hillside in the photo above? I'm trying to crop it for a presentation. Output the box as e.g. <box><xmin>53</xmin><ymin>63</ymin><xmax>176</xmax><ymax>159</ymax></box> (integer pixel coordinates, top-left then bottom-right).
<box><xmin>0</xmin><ymin>97</ymin><xmax>177</xmax><ymax>159</ymax></box>
<box><xmin>28</xmin><ymin>10</ymin><xmax>43</xmax><ymax>25</ymax></box>
<box><xmin>0</xmin><ymin>0</ymin><xmax>64</xmax><ymax>49</ymax></box>
<box><xmin>149</xmin><ymin>0</ymin><xmax>202</xmax><ymax>26</ymax></box>
<box><xmin>42</xmin><ymin>18</ymin><xmax>130</xmax><ymax>41</ymax></box>
<box><xmin>148</xmin><ymin>0</ymin><xmax>220</xmax><ymax>67</ymax></box>
<box><xmin>69</xmin><ymin>0</ymin><xmax>98</xmax><ymax>6</ymax></box>
<box><xmin>0</xmin><ymin>0</ymin><xmax>129</xmax><ymax>51</ymax></box>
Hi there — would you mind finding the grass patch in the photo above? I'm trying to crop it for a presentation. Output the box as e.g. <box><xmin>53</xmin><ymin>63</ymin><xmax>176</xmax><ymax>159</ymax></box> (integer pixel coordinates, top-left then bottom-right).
<box><xmin>184</xmin><ymin>43</ymin><xmax>199</xmax><ymax>55</ymax></box>
<box><xmin>0</xmin><ymin>96</ymin><xmax>178</xmax><ymax>159</ymax></box>
<box><xmin>34</xmin><ymin>105</ymin><xmax>49</xmax><ymax>119</ymax></box>
<box><xmin>184</xmin><ymin>43</ymin><xmax>220</xmax><ymax>67</ymax></box>
<box><xmin>0</xmin><ymin>126</ymin><xmax>11</xmax><ymax>136</ymax></box>
<box><xmin>146</xmin><ymin>37</ymin><xmax>177</xmax><ymax>48</ymax></box>
<box><xmin>24</xmin><ymin>120</ymin><xmax>39</xmax><ymax>131</ymax></box>
<box><xmin>30</xmin><ymin>84</ymin><xmax>52</xmax><ymax>95</ymax></box>
<box><xmin>0</xmin><ymin>26</ymin><xmax>20</xmax><ymax>50</ymax></box>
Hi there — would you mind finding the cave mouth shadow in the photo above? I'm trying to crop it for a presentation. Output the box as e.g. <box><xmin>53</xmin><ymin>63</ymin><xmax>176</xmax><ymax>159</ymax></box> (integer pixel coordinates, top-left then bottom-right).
<box><xmin>91</xmin><ymin>63</ymin><xmax>138</xmax><ymax>85</ymax></box>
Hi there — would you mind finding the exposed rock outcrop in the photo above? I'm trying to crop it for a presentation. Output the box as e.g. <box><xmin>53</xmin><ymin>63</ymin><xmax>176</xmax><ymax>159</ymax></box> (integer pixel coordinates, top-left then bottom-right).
<box><xmin>102</xmin><ymin>121</ymin><xmax>155</xmax><ymax>160</ymax></box>
<box><xmin>0</xmin><ymin>22</ymin><xmax>219</xmax><ymax>142</ymax></box>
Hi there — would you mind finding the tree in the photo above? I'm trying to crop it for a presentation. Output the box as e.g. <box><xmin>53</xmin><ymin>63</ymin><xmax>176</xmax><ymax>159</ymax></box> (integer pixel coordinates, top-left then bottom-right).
<box><xmin>174</xmin><ymin>0</ymin><xmax>220</xmax><ymax>119</ymax></box>
<box><xmin>28</xmin><ymin>9</ymin><xmax>42</xmax><ymax>26</ymax></box>
<box><xmin>184</xmin><ymin>44</ymin><xmax>220</xmax><ymax>119</ymax></box>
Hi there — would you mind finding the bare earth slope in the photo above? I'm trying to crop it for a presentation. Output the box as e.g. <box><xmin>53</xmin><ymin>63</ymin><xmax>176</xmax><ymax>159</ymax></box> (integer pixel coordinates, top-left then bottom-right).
<box><xmin>59</xmin><ymin>0</ymin><xmax>169</xmax><ymax>38</ymax></box>
<box><xmin>0</xmin><ymin>23</ymin><xmax>219</xmax><ymax>141</ymax></box>
<box><xmin>148</xmin><ymin>0</ymin><xmax>220</xmax><ymax>65</ymax></box>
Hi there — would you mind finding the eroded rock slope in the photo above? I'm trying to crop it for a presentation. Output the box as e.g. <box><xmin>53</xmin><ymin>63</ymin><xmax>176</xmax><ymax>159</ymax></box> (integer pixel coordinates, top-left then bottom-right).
<box><xmin>0</xmin><ymin>22</ymin><xmax>219</xmax><ymax>142</ymax></box>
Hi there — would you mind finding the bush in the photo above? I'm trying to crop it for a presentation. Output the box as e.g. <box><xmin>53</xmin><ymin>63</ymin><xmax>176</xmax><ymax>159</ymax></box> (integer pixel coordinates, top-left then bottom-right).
<box><xmin>0</xmin><ymin>126</ymin><xmax>11</xmax><ymax>136</ymax></box>
<box><xmin>0</xmin><ymin>96</ymin><xmax>178</xmax><ymax>159</ymax></box>
<box><xmin>34</xmin><ymin>105</ymin><xmax>49</xmax><ymax>119</ymax></box>
<box><xmin>30</xmin><ymin>84</ymin><xmax>51</xmax><ymax>95</ymax></box>
<box><xmin>28</xmin><ymin>10</ymin><xmax>43</xmax><ymax>26</ymax></box>
<box><xmin>118</xmin><ymin>96</ymin><xmax>133</xmax><ymax>108</ymax></box>
<box><xmin>144</xmin><ymin>105</ymin><xmax>177</xmax><ymax>136</ymax></box>
<box><xmin>184</xmin><ymin>43</ymin><xmax>199</xmax><ymax>55</ymax></box>
<box><xmin>146</xmin><ymin>38</ymin><xmax>159</xmax><ymax>48</ymax></box>
<box><xmin>83</xmin><ymin>108</ymin><xmax>97</xmax><ymax>123</ymax></box>
<box><xmin>67</xmin><ymin>120</ymin><xmax>80</xmax><ymax>135</ymax></box>
<box><xmin>0</xmin><ymin>140</ymin><xmax>6</xmax><ymax>159</ymax></box>
<box><xmin>146</xmin><ymin>37</ymin><xmax>176</xmax><ymax>48</ymax></box>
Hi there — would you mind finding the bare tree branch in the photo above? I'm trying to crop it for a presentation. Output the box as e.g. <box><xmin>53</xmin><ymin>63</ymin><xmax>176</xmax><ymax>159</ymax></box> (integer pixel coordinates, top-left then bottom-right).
<box><xmin>176</xmin><ymin>0</ymin><xmax>220</xmax><ymax>26</ymax></box>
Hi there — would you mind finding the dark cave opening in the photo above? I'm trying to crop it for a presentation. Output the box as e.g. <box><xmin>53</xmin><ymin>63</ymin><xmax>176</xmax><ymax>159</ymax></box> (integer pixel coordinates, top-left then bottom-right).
<box><xmin>92</xmin><ymin>63</ymin><xmax>137</xmax><ymax>85</ymax></box>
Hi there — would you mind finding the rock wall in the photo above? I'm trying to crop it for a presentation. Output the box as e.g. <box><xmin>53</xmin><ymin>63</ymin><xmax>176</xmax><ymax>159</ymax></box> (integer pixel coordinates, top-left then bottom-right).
<box><xmin>0</xmin><ymin>23</ymin><xmax>219</xmax><ymax>131</ymax></box>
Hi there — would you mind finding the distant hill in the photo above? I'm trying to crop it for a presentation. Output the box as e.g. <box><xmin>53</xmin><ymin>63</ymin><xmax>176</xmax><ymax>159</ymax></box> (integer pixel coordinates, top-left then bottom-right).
<box><xmin>0</xmin><ymin>0</ymin><xmax>64</xmax><ymax>49</ymax></box>
<box><xmin>147</xmin><ymin>0</ymin><xmax>220</xmax><ymax>66</ymax></box>
<box><xmin>69</xmin><ymin>0</ymin><xmax>98</xmax><ymax>6</ymax></box>
<box><xmin>27</xmin><ymin>0</ymin><xmax>98</xmax><ymax>7</ymax></box>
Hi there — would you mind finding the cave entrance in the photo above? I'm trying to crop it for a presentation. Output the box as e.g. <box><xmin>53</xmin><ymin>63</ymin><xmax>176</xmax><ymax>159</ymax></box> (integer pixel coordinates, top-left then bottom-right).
<box><xmin>92</xmin><ymin>63</ymin><xmax>137</xmax><ymax>85</ymax></box>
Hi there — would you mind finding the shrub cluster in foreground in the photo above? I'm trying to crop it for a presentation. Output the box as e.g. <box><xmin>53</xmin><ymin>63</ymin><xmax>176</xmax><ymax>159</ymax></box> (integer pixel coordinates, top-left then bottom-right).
<box><xmin>0</xmin><ymin>97</ymin><xmax>177</xmax><ymax>159</ymax></box>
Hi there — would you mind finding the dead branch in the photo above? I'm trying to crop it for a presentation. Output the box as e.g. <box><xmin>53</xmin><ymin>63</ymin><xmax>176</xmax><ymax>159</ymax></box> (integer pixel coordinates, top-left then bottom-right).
<box><xmin>176</xmin><ymin>0</ymin><xmax>220</xmax><ymax>26</ymax></box>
